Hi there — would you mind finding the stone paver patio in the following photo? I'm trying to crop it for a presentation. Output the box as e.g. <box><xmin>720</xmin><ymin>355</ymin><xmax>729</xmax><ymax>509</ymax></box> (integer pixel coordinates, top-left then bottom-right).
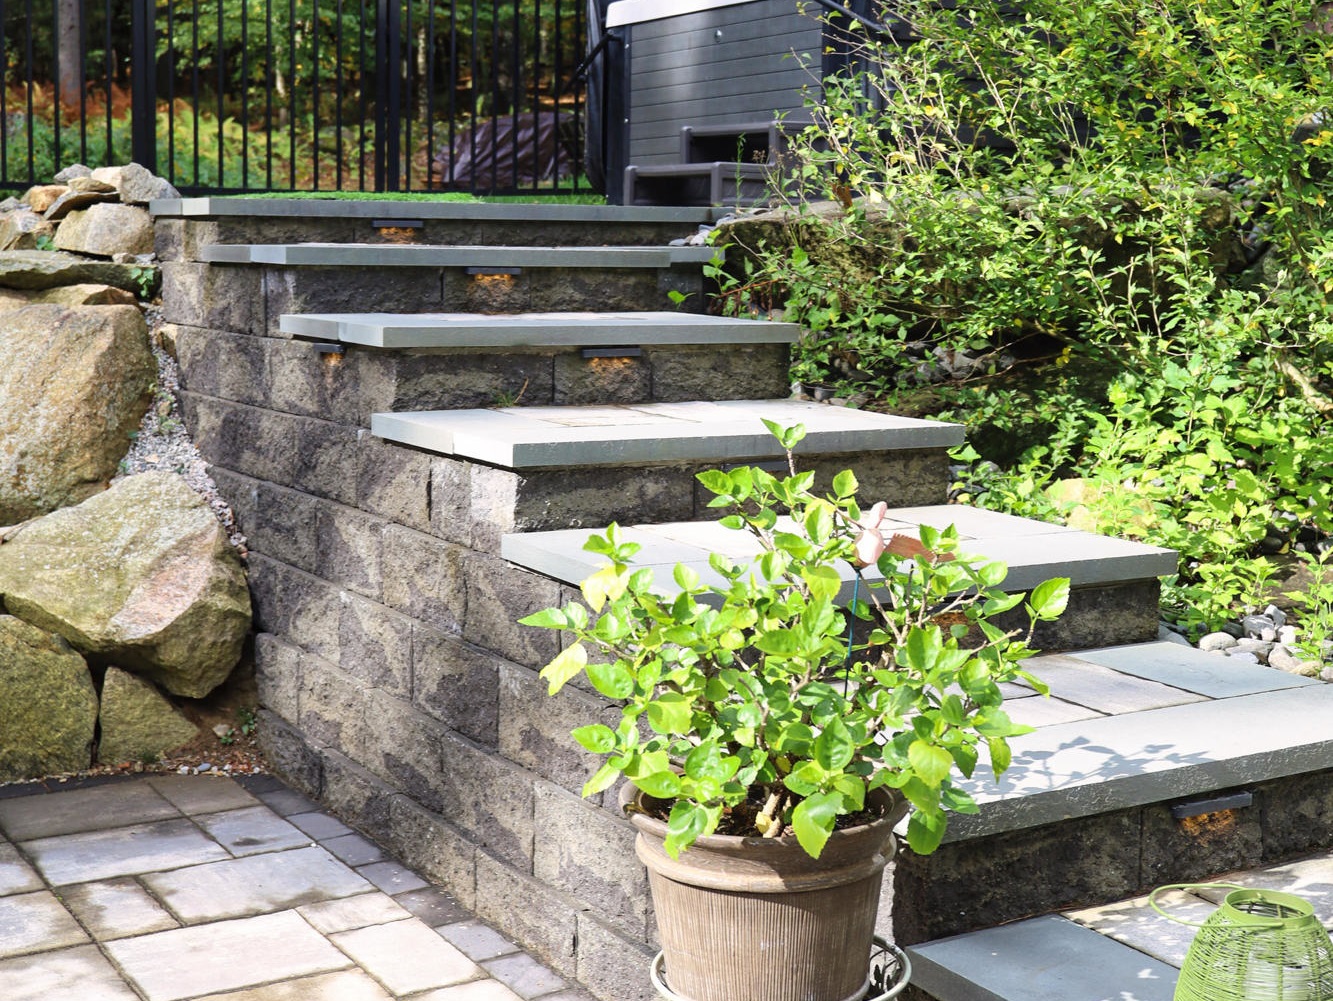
<box><xmin>0</xmin><ymin>773</ymin><xmax>592</xmax><ymax>1001</ymax></box>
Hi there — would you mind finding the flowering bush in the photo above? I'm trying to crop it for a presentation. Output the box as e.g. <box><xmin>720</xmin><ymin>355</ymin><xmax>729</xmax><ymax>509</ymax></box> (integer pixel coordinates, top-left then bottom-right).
<box><xmin>521</xmin><ymin>424</ymin><xmax>1068</xmax><ymax>858</ymax></box>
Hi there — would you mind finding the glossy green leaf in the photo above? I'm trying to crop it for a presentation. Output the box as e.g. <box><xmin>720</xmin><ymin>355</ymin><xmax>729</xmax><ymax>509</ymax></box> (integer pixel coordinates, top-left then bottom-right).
<box><xmin>792</xmin><ymin>791</ymin><xmax>840</xmax><ymax>858</ymax></box>
<box><xmin>571</xmin><ymin>724</ymin><xmax>616</xmax><ymax>754</ymax></box>
<box><xmin>647</xmin><ymin>693</ymin><xmax>692</xmax><ymax>735</ymax></box>
<box><xmin>539</xmin><ymin>643</ymin><xmax>587</xmax><ymax>695</ymax></box>
<box><xmin>908</xmin><ymin>740</ymin><xmax>954</xmax><ymax>786</ymax></box>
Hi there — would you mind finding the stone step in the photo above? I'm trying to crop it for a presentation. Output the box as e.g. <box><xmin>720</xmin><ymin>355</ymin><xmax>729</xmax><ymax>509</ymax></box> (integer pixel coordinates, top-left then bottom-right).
<box><xmin>904</xmin><ymin>914</ymin><xmax>1179</xmax><ymax>1001</ymax></box>
<box><xmin>177</xmin><ymin>242</ymin><xmax>717</xmax><ymax>327</ymax></box>
<box><xmin>892</xmin><ymin>641</ymin><xmax>1333</xmax><ymax>948</ymax></box>
<box><xmin>371</xmin><ymin>400</ymin><xmax>961</xmax><ymax>469</ymax></box>
<box><xmin>280</xmin><ymin>310</ymin><xmax>800</xmax><ymax>349</ymax></box>
<box><xmin>371</xmin><ymin>402</ymin><xmax>963</xmax><ymax>540</ymax></box>
<box><xmin>152</xmin><ymin>197</ymin><xmax>716</xmax><ymax>252</ymax></box>
<box><xmin>200</xmin><ymin>242</ymin><xmax>716</xmax><ymax>269</ymax></box>
<box><xmin>502</xmin><ymin>503</ymin><xmax>1176</xmax><ymax>652</ymax></box>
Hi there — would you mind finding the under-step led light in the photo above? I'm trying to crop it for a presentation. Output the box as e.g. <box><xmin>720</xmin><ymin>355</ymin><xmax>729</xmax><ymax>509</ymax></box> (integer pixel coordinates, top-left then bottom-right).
<box><xmin>580</xmin><ymin>346</ymin><xmax>642</xmax><ymax>359</ymax></box>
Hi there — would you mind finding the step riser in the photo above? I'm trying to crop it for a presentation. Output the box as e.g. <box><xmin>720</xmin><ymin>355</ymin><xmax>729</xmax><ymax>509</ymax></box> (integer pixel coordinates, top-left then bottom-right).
<box><xmin>175</xmin><ymin>332</ymin><xmax>792</xmax><ymax>419</ymax></box>
<box><xmin>163</xmin><ymin>260</ymin><xmax>707</xmax><ymax>337</ymax></box>
<box><xmin>893</xmin><ymin>767</ymin><xmax>1333</xmax><ymax>948</ymax></box>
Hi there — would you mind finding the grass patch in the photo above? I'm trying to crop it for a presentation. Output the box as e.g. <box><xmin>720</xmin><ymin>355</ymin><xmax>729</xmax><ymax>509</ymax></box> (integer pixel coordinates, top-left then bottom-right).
<box><xmin>230</xmin><ymin>189</ymin><xmax>606</xmax><ymax>205</ymax></box>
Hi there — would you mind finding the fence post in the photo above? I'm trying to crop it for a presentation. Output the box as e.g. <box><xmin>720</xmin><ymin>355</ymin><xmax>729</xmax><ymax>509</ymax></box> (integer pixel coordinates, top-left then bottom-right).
<box><xmin>130</xmin><ymin>0</ymin><xmax>157</xmax><ymax>173</ymax></box>
<box><xmin>374</xmin><ymin>0</ymin><xmax>402</xmax><ymax>191</ymax></box>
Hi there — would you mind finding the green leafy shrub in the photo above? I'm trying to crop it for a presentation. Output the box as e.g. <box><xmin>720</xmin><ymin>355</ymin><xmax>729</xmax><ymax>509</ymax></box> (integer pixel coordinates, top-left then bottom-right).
<box><xmin>725</xmin><ymin>0</ymin><xmax>1333</xmax><ymax>635</ymax></box>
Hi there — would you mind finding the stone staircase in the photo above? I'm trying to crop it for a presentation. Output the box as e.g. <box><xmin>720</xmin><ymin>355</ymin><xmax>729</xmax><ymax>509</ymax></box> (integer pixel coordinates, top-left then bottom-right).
<box><xmin>151</xmin><ymin>197</ymin><xmax>1333</xmax><ymax>1001</ymax></box>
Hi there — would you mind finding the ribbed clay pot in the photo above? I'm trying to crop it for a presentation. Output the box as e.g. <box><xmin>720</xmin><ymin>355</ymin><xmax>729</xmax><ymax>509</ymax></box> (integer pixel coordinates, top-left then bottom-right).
<box><xmin>621</xmin><ymin>784</ymin><xmax>907</xmax><ymax>1001</ymax></box>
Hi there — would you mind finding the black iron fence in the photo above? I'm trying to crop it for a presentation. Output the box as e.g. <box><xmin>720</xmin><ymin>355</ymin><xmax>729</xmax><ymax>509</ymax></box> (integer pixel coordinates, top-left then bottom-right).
<box><xmin>0</xmin><ymin>0</ymin><xmax>590</xmax><ymax>194</ymax></box>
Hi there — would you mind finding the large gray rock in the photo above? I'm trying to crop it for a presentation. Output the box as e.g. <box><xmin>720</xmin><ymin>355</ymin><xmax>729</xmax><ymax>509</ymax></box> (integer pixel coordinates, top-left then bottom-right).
<box><xmin>42</xmin><ymin>186</ymin><xmax>118</xmax><ymax>221</ymax></box>
<box><xmin>97</xmin><ymin>666</ymin><xmax>199</xmax><ymax>764</ymax></box>
<box><xmin>91</xmin><ymin>163</ymin><xmax>181</xmax><ymax>205</ymax></box>
<box><xmin>23</xmin><ymin>184</ymin><xmax>68</xmax><ymax>213</ymax></box>
<box><xmin>0</xmin><ymin>615</ymin><xmax>96</xmax><ymax>781</ymax></box>
<box><xmin>0</xmin><ymin>283</ymin><xmax>137</xmax><ymax>310</ymax></box>
<box><xmin>0</xmin><ymin>208</ymin><xmax>55</xmax><ymax>250</ymax></box>
<box><xmin>54</xmin><ymin>203</ymin><xmax>155</xmax><ymax>258</ymax></box>
<box><xmin>0</xmin><ymin>472</ymin><xmax>252</xmax><ymax>698</ymax></box>
<box><xmin>0</xmin><ymin>250</ymin><xmax>156</xmax><ymax>294</ymax></box>
<box><xmin>0</xmin><ymin>304</ymin><xmax>154</xmax><ymax>522</ymax></box>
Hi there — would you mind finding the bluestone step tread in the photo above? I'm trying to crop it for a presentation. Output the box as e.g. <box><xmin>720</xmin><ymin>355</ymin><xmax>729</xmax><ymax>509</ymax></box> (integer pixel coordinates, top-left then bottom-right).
<box><xmin>905</xmin><ymin>914</ymin><xmax>1177</xmax><ymax>1001</ymax></box>
<box><xmin>199</xmin><ymin>243</ymin><xmax>716</xmax><ymax>267</ymax></box>
<box><xmin>372</xmin><ymin>401</ymin><xmax>962</xmax><ymax>469</ymax></box>
<box><xmin>152</xmin><ymin>197</ymin><xmax>716</xmax><ymax>224</ymax></box>
<box><xmin>500</xmin><ymin>504</ymin><xmax>1176</xmax><ymax>592</ymax></box>
<box><xmin>1073</xmin><ymin>640</ymin><xmax>1318</xmax><ymax>698</ymax></box>
<box><xmin>944</xmin><ymin>682</ymin><xmax>1333</xmax><ymax>842</ymax></box>
<box><xmin>281</xmin><ymin>310</ymin><xmax>800</xmax><ymax>348</ymax></box>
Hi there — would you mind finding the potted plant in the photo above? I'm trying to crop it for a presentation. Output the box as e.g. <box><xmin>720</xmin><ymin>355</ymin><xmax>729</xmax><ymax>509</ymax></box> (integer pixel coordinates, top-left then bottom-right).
<box><xmin>521</xmin><ymin>423</ymin><xmax>1068</xmax><ymax>1001</ymax></box>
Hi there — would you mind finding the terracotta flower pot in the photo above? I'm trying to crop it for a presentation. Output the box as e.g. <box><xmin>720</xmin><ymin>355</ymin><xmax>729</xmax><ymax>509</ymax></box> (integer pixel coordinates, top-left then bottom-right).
<box><xmin>621</xmin><ymin>784</ymin><xmax>908</xmax><ymax>1001</ymax></box>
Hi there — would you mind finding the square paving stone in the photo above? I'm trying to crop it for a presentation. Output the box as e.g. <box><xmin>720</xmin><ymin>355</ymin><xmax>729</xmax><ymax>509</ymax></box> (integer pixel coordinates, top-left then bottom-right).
<box><xmin>394</xmin><ymin>887</ymin><xmax>472</xmax><ymax>926</ymax></box>
<box><xmin>481</xmin><ymin>953</ymin><xmax>569</xmax><ymax>999</ymax></box>
<box><xmin>0</xmin><ymin>840</ymin><xmax>42</xmax><ymax>895</ymax></box>
<box><xmin>144</xmin><ymin>845</ymin><xmax>372</xmax><ymax>923</ymax></box>
<box><xmin>0</xmin><ymin>783</ymin><xmax>178</xmax><ymax>841</ymax></box>
<box><xmin>1066</xmin><ymin>888</ymin><xmax>1213</xmax><ymax>968</ymax></box>
<box><xmin>0</xmin><ymin>890</ymin><xmax>89</xmax><ymax>957</ymax></box>
<box><xmin>192</xmin><ymin>970</ymin><xmax>394</xmax><ymax>1001</ymax></box>
<box><xmin>22</xmin><ymin>818</ymin><xmax>230</xmax><ymax>886</ymax></box>
<box><xmin>107</xmin><ymin>910</ymin><xmax>353</xmax><ymax>1001</ymax></box>
<box><xmin>1192</xmin><ymin>854</ymin><xmax>1333</xmax><ymax>923</ymax></box>
<box><xmin>1017</xmin><ymin>654</ymin><xmax>1206</xmax><ymax>714</ymax></box>
<box><xmin>195</xmin><ymin>805</ymin><xmax>313</xmax><ymax>856</ymax></box>
<box><xmin>147</xmin><ymin>775</ymin><xmax>261</xmax><ymax>816</ymax></box>
<box><xmin>355</xmin><ymin>859</ymin><xmax>429</xmax><ymax>894</ymax></box>
<box><xmin>1006</xmin><ymin>695</ymin><xmax>1106</xmax><ymax>729</ymax></box>
<box><xmin>288</xmin><ymin>811</ymin><xmax>354</xmax><ymax>840</ymax></box>
<box><xmin>60</xmin><ymin>877</ymin><xmax>180</xmax><ymax>940</ymax></box>
<box><xmin>331</xmin><ymin>917</ymin><xmax>483</xmax><ymax>995</ymax></box>
<box><xmin>323</xmin><ymin>833</ymin><xmax>385</xmax><ymax>867</ymax></box>
<box><xmin>298</xmin><ymin>891</ymin><xmax>413</xmax><ymax>934</ymax></box>
<box><xmin>258</xmin><ymin>787</ymin><xmax>321</xmax><ymax>817</ymax></box>
<box><xmin>0</xmin><ymin>943</ymin><xmax>140</xmax><ymax>1000</ymax></box>
<box><xmin>1074</xmin><ymin>641</ymin><xmax>1320</xmax><ymax>698</ymax></box>
<box><xmin>414</xmin><ymin>980</ymin><xmax>525</xmax><ymax>1000</ymax></box>
<box><xmin>439</xmin><ymin>920</ymin><xmax>519</xmax><ymax>961</ymax></box>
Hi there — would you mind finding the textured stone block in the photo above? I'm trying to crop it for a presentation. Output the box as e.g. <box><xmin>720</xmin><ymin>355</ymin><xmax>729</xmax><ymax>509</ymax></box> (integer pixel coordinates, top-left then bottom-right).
<box><xmin>362</xmin><ymin>690</ymin><xmax>447</xmax><ymax>813</ymax></box>
<box><xmin>892</xmin><ymin>809</ymin><xmax>1142</xmax><ymax>945</ymax></box>
<box><xmin>298</xmin><ymin>656</ymin><xmax>370</xmax><ymax>761</ymax></box>
<box><xmin>574</xmin><ymin>912</ymin><xmax>657</xmax><ymax>1001</ymax></box>
<box><xmin>320</xmin><ymin>748</ymin><xmax>397</xmax><ymax>845</ymax></box>
<box><xmin>175</xmin><ymin>326</ymin><xmax>269</xmax><ymax>406</ymax></box>
<box><xmin>381</xmin><ymin>526</ymin><xmax>467</xmax><ymax>633</ymax></box>
<box><xmin>315</xmin><ymin>503</ymin><xmax>385</xmax><ymax>601</ymax></box>
<box><xmin>247</xmin><ymin>481</ymin><xmax>321</xmax><ymax>574</ymax></box>
<box><xmin>443</xmin><ymin>269</ymin><xmax>532</xmax><ymax>313</ymax></box>
<box><xmin>204</xmin><ymin>466</ymin><xmax>259</xmax><ymax>543</ymax></box>
<box><xmin>385</xmin><ymin>351</ymin><xmax>556</xmax><ymax>413</ymax></box>
<box><xmin>266</xmin><ymin>267</ymin><xmax>445</xmax><ymax>334</ymax></box>
<box><xmin>533</xmin><ymin>783</ymin><xmax>648</xmax><ymax>936</ymax></box>
<box><xmin>438</xmin><ymin>732</ymin><xmax>536</xmax><ymax>867</ymax></box>
<box><xmin>473</xmin><ymin>851</ymin><xmax>579</xmax><ymax>978</ymax></box>
<box><xmin>266</xmin><ymin>336</ymin><xmax>372</xmax><ymax>425</ymax></box>
<box><xmin>647</xmin><ymin>343</ymin><xmax>789</xmax><ymax>403</ymax></box>
<box><xmin>248</xmin><ymin>555</ymin><xmax>342</xmax><ymax>663</ymax></box>
<box><xmin>412</xmin><ymin>625</ymin><xmax>501</xmax><ymax>747</ymax></box>
<box><xmin>161</xmin><ymin>261</ymin><xmax>263</xmax><ymax>334</ymax></box>
<box><xmin>257</xmin><ymin>709</ymin><xmax>324</xmax><ymax>799</ymax></box>
<box><xmin>430</xmin><ymin>458</ymin><xmax>474</xmax><ymax>546</ymax></box>
<box><xmin>181</xmin><ymin>393</ymin><xmax>297</xmax><ymax>487</ymax></box>
<box><xmin>290</xmin><ymin>417</ymin><xmax>360</xmax><ymax>505</ymax></box>
<box><xmin>1262</xmin><ymin>770</ymin><xmax>1333</xmax><ymax>860</ymax></box>
<box><xmin>1140</xmin><ymin>793</ymin><xmax>1262</xmax><ymax>887</ymax></box>
<box><xmin>254</xmin><ymin>632</ymin><xmax>302</xmax><ymax>725</ymax></box>
<box><xmin>498</xmin><ymin>663</ymin><xmax>617</xmax><ymax>796</ymax></box>
<box><xmin>387</xmin><ymin>795</ymin><xmax>478</xmax><ymax>909</ymax></box>
<box><xmin>553</xmin><ymin>352</ymin><xmax>651</xmax><ymax>405</ymax></box>
<box><xmin>463</xmin><ymin>556</ymin><xmax>562</xmax><ymax>669</ymax></box>
<box><xmin>339</xmin><ymin>592</ymin><xmax>412</xmax><ymax>696</ymax></box>
<box><xmin>1023</xmin><ymin>581</ymin><xmax>1162</xmax><ymax>651</ymax></box>
<box><xmin>358</xmin><ymin>436</ymin><xmax>432</xmax><ymax>532</ymax></box>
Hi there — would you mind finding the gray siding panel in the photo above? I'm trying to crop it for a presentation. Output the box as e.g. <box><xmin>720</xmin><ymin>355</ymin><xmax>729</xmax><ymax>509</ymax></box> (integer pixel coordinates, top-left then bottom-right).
<box><xmin>627</xmin><ymin>1</ymin><xmax>822</xmax><ymax>166</ymax></box>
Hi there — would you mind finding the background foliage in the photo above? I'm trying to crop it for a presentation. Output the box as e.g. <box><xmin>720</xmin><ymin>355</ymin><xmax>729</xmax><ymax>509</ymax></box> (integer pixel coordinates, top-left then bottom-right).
<box><xmin>723</xmin><ymin>0</ymin><xmax>1333</xmax><ymax>638</ymax></box>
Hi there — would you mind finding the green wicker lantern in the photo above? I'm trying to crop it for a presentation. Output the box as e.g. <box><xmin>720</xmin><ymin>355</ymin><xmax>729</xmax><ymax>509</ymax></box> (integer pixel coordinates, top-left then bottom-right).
<box><xmin>1150</xmin><ymin>883</ymin><xmax>1333</xmax><ymax>1001</ymax></box>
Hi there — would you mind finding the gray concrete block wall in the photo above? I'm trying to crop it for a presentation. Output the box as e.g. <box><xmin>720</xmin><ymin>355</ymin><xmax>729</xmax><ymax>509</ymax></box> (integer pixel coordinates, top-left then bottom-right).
<box><xmin>161</xmin><ymin>212</ymin><xmax>723</xmax><ymax>998</ymax></box>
